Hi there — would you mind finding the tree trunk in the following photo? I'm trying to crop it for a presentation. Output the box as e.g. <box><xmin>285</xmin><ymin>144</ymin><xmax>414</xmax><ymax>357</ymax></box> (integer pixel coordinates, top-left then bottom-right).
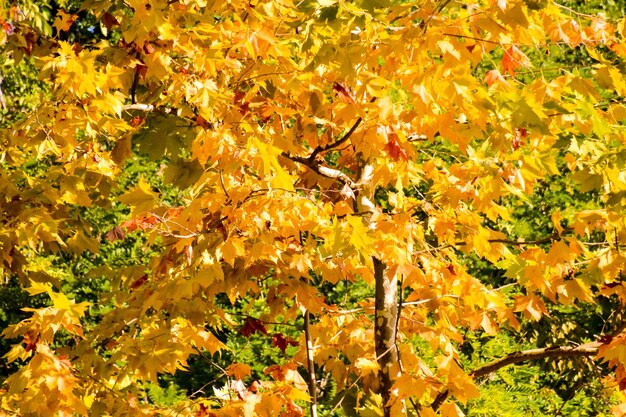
<box><xmin>374</xmin><ymin>257</ymin><xmax>399</xmax><ymax>417</ymax></box>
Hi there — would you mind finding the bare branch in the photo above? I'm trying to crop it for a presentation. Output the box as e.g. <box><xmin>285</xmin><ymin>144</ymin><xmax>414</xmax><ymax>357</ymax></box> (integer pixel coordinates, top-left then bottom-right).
<box><xmin>472</xmin><ymin>343</ymin><xmax>600</xmax><ymax>379</ymax></box>
<box><xmin>281</xmin><ymin>152</ymin><xmax>356</xmax><ymax>188</ymax></box>
<box><xmin>430</xmin><ymin>342</ymin><xmax>600</xmax><ymax>411</ymax></box>
<box><xmin>407</xmin><ymin>134</ymin><xmax>429</xmax><ymax>142</ymax></box>
<box><xmin>122</xmin><ymin>103</ymin><xmax>155</xmax><ymax>112</ymax></box>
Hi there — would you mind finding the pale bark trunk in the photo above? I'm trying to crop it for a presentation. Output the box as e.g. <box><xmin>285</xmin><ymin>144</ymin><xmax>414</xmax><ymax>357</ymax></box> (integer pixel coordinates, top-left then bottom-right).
<box><xmin>374</xmin><ymin>257</ymin><xmax>399</xmax><ymax>417</ymax></box>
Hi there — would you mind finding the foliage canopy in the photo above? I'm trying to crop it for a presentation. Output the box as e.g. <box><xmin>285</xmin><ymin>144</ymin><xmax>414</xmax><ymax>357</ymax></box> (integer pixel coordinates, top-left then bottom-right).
<box><xmin>2</xmin><ymin>0</ymin><xmax>626</xmax><ymax>416</ymax></box>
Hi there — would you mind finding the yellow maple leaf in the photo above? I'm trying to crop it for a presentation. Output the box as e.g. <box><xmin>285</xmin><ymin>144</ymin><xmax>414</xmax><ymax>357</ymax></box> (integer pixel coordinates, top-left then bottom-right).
<box><xmin>24</xmin><ymin>281</ymin><xmax>53</xmax><ymax>296</ymax></box>
<box><xmin>220</xmin><ymin>238</ymin><xmax>245</xmax><ymax>267</ymax></box>
<box><xmin>118</xmin><ymin>178</ymin><xmax>159</xmax><ymax>217</ymax></box>
<box><xmin>355</xmin><ymin>357</ymin><xmax>380</xmax><ymax>376</ymax></box>
<box><xmin>347</xmin><ymin>215</ymin><xmax>374</xmax><ymax>256</ymax></box>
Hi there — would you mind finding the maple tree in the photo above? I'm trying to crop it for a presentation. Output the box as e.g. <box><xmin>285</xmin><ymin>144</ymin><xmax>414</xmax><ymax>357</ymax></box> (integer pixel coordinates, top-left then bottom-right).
<box><xmin>2</xmin><ymin>0</ymin><xmax>626</xmax><ymax>415</ymax></box>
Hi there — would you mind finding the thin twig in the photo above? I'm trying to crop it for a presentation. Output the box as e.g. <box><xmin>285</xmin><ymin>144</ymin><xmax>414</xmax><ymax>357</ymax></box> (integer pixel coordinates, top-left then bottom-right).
<box><xmin>218</xmin><ymin>169</ymin><xmax>230</xmax><ymax>200</ymax></box>
<box><xmin>304</xmin><ymin>310</ymin><xmax>318</xmax><ymax>417</ymax></box>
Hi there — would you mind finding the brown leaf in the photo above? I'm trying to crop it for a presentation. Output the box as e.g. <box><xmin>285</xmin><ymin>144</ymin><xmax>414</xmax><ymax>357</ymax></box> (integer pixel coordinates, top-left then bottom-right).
<box><xmin>234</xmin><ymin>90</ymin><xmax>250</xmax><ymax>115</ymax></box>
<box><xmin>102</xmin><ymin>12</ymin><xmax>120</xmax><ymax>30</ymax></box>
<box><xmin>104</xmin><ymin>226</ymin><xmax>126</xmax><ymax>242</ymax></box>
<box><xmin>136</xmin><ymin>64</ymin><xmax>148</xmax><ymax>79</ymax></box>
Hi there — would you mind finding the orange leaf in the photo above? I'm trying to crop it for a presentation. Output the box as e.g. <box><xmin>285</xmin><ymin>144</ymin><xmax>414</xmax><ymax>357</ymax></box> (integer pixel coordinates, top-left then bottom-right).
<box><xmin>53</xmin><ymin>10</ymin><xmax>77</xmax><ymax>33</ymax></box>
<box><xmin>227</xmin><ymin>363</ymin><xmax>252</xmax><ymax>380</ymax></box>
<box><xmin>485</xmin><ymin>69</ymin><xmax>505</xmax><ymax>87</ymax></box>
<box><xmin>501</xmin><ymin>46</ymin><xmax>531</xmax><ymax>76</ymax></box>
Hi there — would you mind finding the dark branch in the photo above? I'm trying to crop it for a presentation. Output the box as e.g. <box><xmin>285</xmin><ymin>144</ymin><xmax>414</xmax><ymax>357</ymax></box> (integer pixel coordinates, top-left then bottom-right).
<box><xmin>414</xmin><ymin>231</ymin><xmax>568</xmax><ymax>256</ymax></box>
<box><xmin>477</xmin><ymin>233</ymin><xmax>561</xmax><ymax>246</ymax></box>
<box><xmin>308</xmin><ymin>96</ymin><xmax>377</xmax><ymax>162</ymax></box>
<box><xmin>430</xmin><ymin>342</ymin><xmax>600</xmax><ymax>411</ymax></box>
<box><xmin>472</xmin><ymin>343</ymin><xmax>600</xmax><ymax>379</ymax></box>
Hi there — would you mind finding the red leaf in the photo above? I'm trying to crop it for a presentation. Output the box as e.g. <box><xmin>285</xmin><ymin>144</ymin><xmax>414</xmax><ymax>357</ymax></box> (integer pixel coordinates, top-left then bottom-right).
<box><xmin>248</xmin><ymin>380</ymin><xmax>260</xmax><ymax>393</ymax></box>
<box><xmin>167</xmin><ymin>206</ymin><xmax>183</xmax><ymax>217</ymax></box>
<box><xmin>2</xmin><ymin>21</ymin><xmax>14</xmax><ymax>36</ymax></box>
<box><xmin>384</xmin><ymin>134</ymin><xmax>408</xmax><ymax>161</ymax></box>
<box><xmin>130</xmin><ymin>275</ymin><xmax>148</xmax><ymax>290</ymax></box>
<box><xmin>272</xmin><ymin>333</ymin><xmax>299</xmax><ymax>353</ymax></box>
<box><xmin>121</xmin><ymin>215</ymin><xmax>159</xmax><ymax>232</ymax></box>
<box><xmin>23</xmin><ymin>332</ymin><xmax>39</xmax><ymax>352</ymax></box>
<box><xmin>143</xmin><ymin>42</ymin><xmax>156</xmax><ymax>55</ymax></box>
<box><xmin>513</xmin><ymin>127</ymin><xmax>527</xmax><ymax>150</ymax></box>
<box><xmin>598</xmin><ymin>334</ymin><xmax>614</xmax><ymax>343</ymax></box>
<box><xmin>234</xmin><ymin>90</ymin><xmax>249</xmax><ymax>115</ymax></box>
<box><xmin>332</xmin><ymin>82</ymin><xmax>355</xmax><ymax>104</ymax></box>
<box><xmin>120</xmin><ymin>218</ymin><xmax>139</xmax><ymax>231</ymax></box>
<box><xmin>239</xmin><ymin>317</ymin><xmax>267</xmax><ymax>337</ymax></box>
<box><xmin>130</xmin><ymin>116</ymin><xmax>144</xmax><ymax>127</ymax></box>
<box><xmin>195</xmin><ymin>115</ymin><xmax>210</xmax><ymax>129</ymax></box>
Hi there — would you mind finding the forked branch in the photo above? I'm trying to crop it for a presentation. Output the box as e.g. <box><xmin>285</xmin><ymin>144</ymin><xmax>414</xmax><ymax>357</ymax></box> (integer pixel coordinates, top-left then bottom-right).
<box><xmin>307</xmin><ymin>96</ymin><xmax>377</xmax><ymax>162</ymax></box>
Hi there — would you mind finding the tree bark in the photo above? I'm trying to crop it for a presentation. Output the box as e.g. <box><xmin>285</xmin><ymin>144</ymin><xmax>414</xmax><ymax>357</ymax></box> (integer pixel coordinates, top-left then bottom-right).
<box><xmin>374</xmin><ymin>257</ymin><xmax>399</xmax><ymax>417</ymax></box>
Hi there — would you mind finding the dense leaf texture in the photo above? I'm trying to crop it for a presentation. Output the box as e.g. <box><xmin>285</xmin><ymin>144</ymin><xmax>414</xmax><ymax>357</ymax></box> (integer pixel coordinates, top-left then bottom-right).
<box><xmin>2</xmin><ymin>0</ymin><xmax>626</xmax><ymax>415</ymax></box>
